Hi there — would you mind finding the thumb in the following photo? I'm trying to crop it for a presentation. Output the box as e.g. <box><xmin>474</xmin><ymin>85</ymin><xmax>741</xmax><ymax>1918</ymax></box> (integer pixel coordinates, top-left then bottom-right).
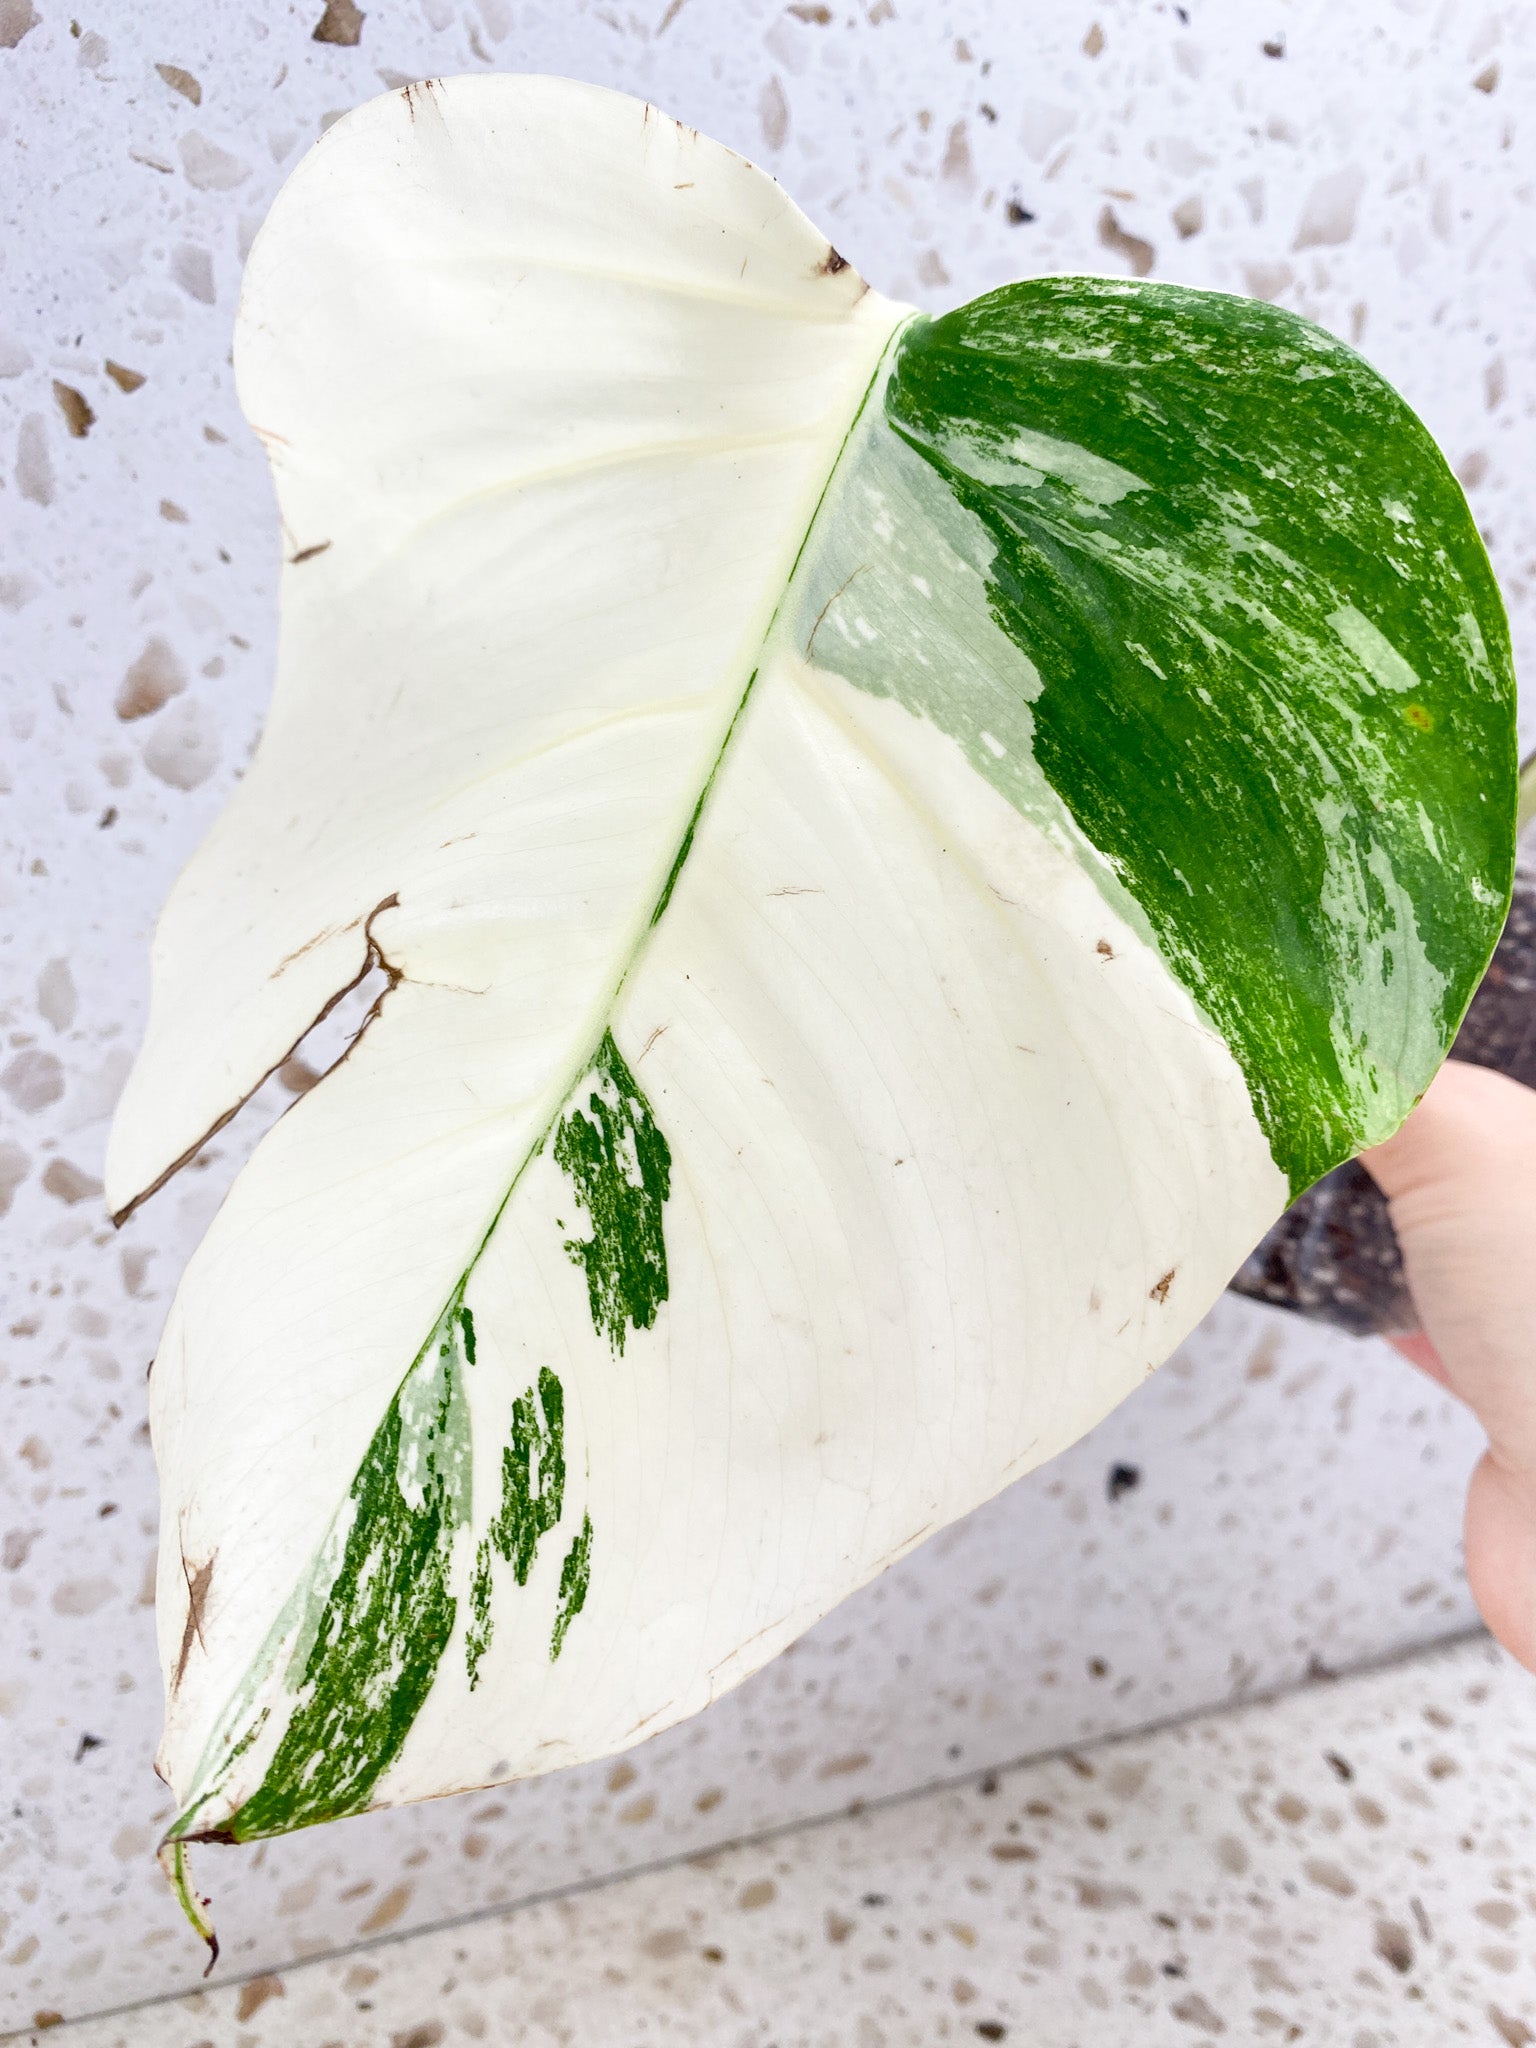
<box><xmin>1361</xmin><ymin>1059</ymin><xmax>1536</xmax><ymax>1670</ymax></box>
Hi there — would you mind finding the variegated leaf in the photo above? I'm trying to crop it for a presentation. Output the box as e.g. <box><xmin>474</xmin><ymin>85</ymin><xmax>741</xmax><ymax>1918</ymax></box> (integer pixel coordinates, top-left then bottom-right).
<box><xmin>107</xmin><ymin>74</ymin><xmax>1515</xmax><ymax>1869</ymax></box>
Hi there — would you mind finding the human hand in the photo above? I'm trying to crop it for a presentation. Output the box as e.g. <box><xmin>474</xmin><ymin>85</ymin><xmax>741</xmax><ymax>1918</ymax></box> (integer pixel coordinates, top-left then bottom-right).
<box><xmin>1362</xmin><ymin>1059</ymin><xmax>1536</xmax><ymax>1671</ymax></box>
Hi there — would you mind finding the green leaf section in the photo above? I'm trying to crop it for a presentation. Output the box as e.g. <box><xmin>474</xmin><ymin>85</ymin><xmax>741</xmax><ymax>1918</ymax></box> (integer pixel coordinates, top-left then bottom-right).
<box><xmin>466</xmin><ymin>1366</ymin><xmax>568</xmax><ymax>1689</ymax></box>
<box><xmin>866</xmin><ymin>278</ymin><xmax>1515</xmax><ymax>1192</ymax></box>
<box><xmin>551</xmin><ymin>1512</ymin><xmax>594</xmax><ymax>1662</ymax></box>
<box><xmin>221</xmin><ymin>1298</ymin><xmax>475</xmax><ymax>1842</ymax></box>
<box><xmin>555</xmin><ymin>1029</ymin><xmax>673</xmax><ymax>1354</ymax></box>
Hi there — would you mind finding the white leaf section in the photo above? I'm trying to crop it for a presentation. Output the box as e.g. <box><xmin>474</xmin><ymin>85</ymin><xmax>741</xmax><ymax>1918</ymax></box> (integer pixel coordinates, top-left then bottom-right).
<box><xmin>106</xmin><ymin>76</ymin><xmax>904</xmax><ymax>1787</ymax></box>
<box><xmin>107</xmin><ymin>74</ymin><xmax>900</xmax><ymax>1215</ymax></box>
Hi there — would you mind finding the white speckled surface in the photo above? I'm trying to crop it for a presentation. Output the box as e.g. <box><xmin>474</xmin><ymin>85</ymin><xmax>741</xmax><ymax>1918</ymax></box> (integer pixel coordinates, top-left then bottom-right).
<box><xmin>25</xmin><ymin>1633</ymin><xmax>1536</xmax><ymax>2046</ymax></box>
<box><xmin>2</xmin><ymin>0</ymin><xmax>1533</xmax><ymax>2031</ymax></box>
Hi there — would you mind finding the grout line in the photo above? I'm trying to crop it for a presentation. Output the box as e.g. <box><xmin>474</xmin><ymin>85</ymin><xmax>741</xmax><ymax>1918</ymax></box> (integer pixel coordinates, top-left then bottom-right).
<box><xmin>13</xmin><ymin>1623</ymin><xmax>1492</xmax><ymax>2042</ymax></box>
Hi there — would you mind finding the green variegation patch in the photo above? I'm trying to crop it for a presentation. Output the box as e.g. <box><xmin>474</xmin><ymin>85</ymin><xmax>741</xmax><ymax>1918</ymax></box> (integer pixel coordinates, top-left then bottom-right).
<box><xmin>555</xmin><ymin>1030</ymin><xmax>673</xmax><ymax>1356</ymax></box>
<box><xmin>797</xmin><ymin>279</ymin><xmax>1514</xmax><ymax>1196</ymax></box>
<box><xmin>466</xmin><ymin>1366</ymin><xmax>568</xmax><ymax>1688</ymax></box>
<box><xmin>551</xmin><ymin>1513</ymin><xmax>594</xmax><ymax>1662</ymax></box>
<box><xmin>171</xmin><ymin>1295</ymin><xmax>477</xmax><ymax>1845</ymax></box>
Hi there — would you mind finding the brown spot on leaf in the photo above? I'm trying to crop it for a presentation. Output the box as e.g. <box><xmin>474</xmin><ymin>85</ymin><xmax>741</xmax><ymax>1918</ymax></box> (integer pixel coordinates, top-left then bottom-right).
<box><xmin>739</xmin><ymin>1878</ymin><xmax>776</xmax><ymax>1910</ymax></box>
<box><xmin>990</xmin><ymin>1841</ymin><xmax>1037</xmax><ymax>1862</ymax></box>
<box><xmin>1473</xmin><ymin>61</ymin><xmax>1499</xmax><ymax>94</ymax></box>
<box><xmin>289</xmin><ymin>539</ymin><xmax>332</xmax><ymax>564</ymax></box>
<box><xmin>789</xmin><ymin>1</ymin><xmax>832</xmax><ymax>17</ymax></box>
<box><xmin>399</xmin><ymin>78</ymin><xmax>444</xmax><ymax>122</ymax></box>
<box><xmin>392</xmin><ymin>2026</ymin><xmax>445</xmax><ymax>2048</ymax></box>
<box><xmin>276</xmin><ymin>1056</ymin><xmax>321</xmax><ymax>1094</ymax></box>
<box><xmin>236</xmin><ymin>1976</ymin><xmax>285</xmax><ymax>2021</ymax></box>
<box><xmin>1082</xmin><ymin>21</ymin><xmax>1104</xmax><ymax>55</ymax></box>
<box><xmin>155</xmin><ymin>62</ymin><xmax>202</xmax><ymax>104</ymax></box>
<box><xmin>1096</xmin><ymin>938</ymin><xmax>1115</xmax><ymax>959</ymax></box>
<box><xmin>52</xmin><ymin>382</ymin><xmax>94</xmax><ymax>439</ymax></box>
<box><xmin>175</xmin><ymin>1549</ymin><xmax>215</xmax><ymax>1687</ymax></box>
<box><xmin>312</xmin><ymin>0</ymin><xmax>364</xmax><ymax>44</ymax></box>
<box><xmin>821</xmin><ymin>245</ymin><xmax>850</xmax><ymax>274</ymax></box>
<box><xmin>104</xmin><ymin>359</ymin><xmax>146</xmax><ymax>393</ymax></box>
<box><xmin>1149</xmin><ymin>1268</ymin><xmax>1175</xmax><ymax>1304</ymax></box>
<box><xmin>1098</xmin><ymin>205</ymin><xmax>1153</xmax><ymax>277</ymax></box>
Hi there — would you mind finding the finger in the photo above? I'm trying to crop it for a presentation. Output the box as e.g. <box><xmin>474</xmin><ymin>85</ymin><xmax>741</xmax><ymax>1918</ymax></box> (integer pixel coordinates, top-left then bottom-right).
<box><xmin>1466</xmin><ymin>1453</ymin><xmax>1536</xmax><ymax>1674</ymax></box>
<box><xmin>1360</xmin><ymin>1061</ymin><xmax>1536</xmax><ymax>1486</ymax></box>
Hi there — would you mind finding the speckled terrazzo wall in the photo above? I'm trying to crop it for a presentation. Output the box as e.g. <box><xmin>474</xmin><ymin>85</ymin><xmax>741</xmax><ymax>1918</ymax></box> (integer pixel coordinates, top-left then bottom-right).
<box><xmin>1</xmin><ymin>0</ymin><xmax>1531</xmax><ymax>2029</ymax></box>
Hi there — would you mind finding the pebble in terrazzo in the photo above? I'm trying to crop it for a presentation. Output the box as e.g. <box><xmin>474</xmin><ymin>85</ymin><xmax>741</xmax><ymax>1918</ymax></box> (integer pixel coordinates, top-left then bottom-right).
<box><xmin>3</xmin><ymin>0</ymin><xmax>1534</xmax><ymax>2029</ymax></box>
<box><xmin>26</xmin><ymin>1634</ymin><xmax>1536</xmax><ymax>2048</ymax></box>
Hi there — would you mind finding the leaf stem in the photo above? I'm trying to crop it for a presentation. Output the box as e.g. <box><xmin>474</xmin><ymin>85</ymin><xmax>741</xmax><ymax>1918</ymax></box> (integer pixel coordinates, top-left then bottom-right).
<box><xmin>159</xmin><ymin>1837</ymin><xmax>220</xmax><ymax>1975</ymax></box>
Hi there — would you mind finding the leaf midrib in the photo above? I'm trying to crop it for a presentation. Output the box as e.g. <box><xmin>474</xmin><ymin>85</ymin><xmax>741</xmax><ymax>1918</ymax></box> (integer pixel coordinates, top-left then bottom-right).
<box><xmin>440</xmin><ymin>313</ymin><xmax>919</xmax><ymax>1303</ymax></box>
